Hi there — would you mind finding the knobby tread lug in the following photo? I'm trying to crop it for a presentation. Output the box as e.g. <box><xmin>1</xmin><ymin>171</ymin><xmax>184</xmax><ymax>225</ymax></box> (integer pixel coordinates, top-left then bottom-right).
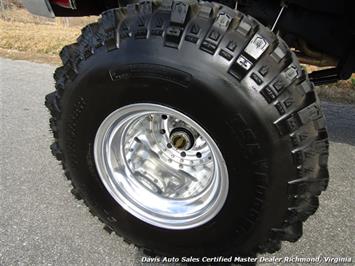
<box><xmin>287</xmin><ymin>196</ymin><xmax>319</xmax><ymax>223</ymax></box>
<box><xmin>63</xmin><ymin>170</ymin><xmax>71</xmax><ymax>180</ymax></box>
<box><xmin>45</xmin><ymin>92</ymin><xmax>59</xmax><ymax>117</ymax></box>
<box><xmin>71</xmin><ymin>188</ymin><xmax>82</xmax><ymax>200</ymax></box>
<box><xmin>77</xmin><ymin>23</ymin><xmax>99</xmax><ymax>59</ymax></box>
<box><xmin>143</xmin><ymin>248</ymin><xmax>157</xmax><ymax>257</ymax></box>
<box><xmin>59</xmin><ymin>45</ymin><xmax>77</xmax><ymax>66</ymax></box>
<box><xmin>271</xmin><ymin>222</ymin><xmax>302</xmax><ymax>242</ymax></box>
<box><xmin>50</xmin><ymin>142</ymin><xmax>62</xmax><ymax>160</ymax></box>
<box><xmin>44</xmin><ymin>0</ymin><xmax>329</xmax><ymax>258</ymax></box>
<box><xmin>53</xmin><ymin>66</ymin><xmax>65</xmax><ymax>81</ymax></box>
<box><xmin>257</xmin><ymin>239</ymin><xmax>281</xmax><ymax>254</ymax></box>
<box><xmin>103</xmin><ymin>224</ymin><xmax>114</xmax><ymax>234</ymax></box>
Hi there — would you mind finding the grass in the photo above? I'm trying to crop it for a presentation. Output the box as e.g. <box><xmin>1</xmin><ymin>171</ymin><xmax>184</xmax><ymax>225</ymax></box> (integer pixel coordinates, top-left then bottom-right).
<box><xmin>0</xmin><ymin>8</ymin><xmax>94</xmax><ymax>55</ymax></box>
<box><xmin>0</xmin><ymin>19</ymin><xmax>79</xmax><ymax>55</ymax></box>
<box><xmin>0</xmin><ymin>7</ymin><xmax>354</xmax><ymax>104</ymax></box>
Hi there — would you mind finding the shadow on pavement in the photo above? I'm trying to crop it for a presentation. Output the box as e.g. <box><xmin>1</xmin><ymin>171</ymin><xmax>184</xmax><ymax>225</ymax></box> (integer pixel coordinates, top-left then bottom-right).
<box><xmin>321</xmin><ymin>102</ymin><xmax>355</xmax><ymax>146</ymax></box>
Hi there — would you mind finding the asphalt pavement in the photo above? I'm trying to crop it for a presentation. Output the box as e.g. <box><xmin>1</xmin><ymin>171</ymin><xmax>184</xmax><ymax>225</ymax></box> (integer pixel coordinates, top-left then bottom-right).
<box><xmin>0</xmin><ymin>58</ymin><xmax>354</xmax><ymax>265</ymax></box>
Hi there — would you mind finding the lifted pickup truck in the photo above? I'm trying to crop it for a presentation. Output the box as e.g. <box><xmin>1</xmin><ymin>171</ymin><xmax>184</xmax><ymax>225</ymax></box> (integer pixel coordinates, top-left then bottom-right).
<box><xmin>22</xmin><ymin>0</ymin><xmax>354</xmax><ymax>259</ymax></box>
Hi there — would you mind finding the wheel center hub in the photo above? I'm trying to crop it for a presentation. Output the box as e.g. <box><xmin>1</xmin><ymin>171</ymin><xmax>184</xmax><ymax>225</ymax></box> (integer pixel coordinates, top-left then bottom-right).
<box><xmin>170</xmin><ymin>128</ymin><xmax>194</xmax><ymax>150</ymax></box>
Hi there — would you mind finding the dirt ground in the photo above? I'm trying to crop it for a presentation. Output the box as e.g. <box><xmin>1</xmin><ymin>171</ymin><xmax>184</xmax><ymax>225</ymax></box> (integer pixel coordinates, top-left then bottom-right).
<box><xmin>1</xmin><ymin>7</ymin><xmax>354</xmax><ymax>104</ymax></box>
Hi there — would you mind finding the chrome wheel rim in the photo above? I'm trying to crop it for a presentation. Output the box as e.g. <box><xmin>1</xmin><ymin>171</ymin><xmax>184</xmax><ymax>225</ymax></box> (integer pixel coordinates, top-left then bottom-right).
<box><xmin>94</xmin><ymin>103</ymin><xmax>229</xmax><ymax>229</ymax></box>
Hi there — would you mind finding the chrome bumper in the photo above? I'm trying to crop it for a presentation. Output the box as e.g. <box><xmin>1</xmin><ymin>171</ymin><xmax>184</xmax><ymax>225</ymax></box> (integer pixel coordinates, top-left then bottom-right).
<box><xmin>21</xmin><ymin>0</ymin><xmax>55</xmax><ymax>18</ymax></box>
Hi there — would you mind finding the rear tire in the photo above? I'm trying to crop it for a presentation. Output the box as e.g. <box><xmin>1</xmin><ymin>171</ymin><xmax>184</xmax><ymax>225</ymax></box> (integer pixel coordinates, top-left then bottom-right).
<box><xmin>45</xmin><ymin>0</ymin><xmax>329</xmax><ymax>258</ymax></box>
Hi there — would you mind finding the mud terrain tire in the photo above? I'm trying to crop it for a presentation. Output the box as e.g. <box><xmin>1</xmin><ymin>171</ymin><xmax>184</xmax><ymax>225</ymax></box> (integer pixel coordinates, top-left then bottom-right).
<box><xmin>45</xmin><ymin>0</ymin><xmax>329</xmax><ymax>258</ymax></box>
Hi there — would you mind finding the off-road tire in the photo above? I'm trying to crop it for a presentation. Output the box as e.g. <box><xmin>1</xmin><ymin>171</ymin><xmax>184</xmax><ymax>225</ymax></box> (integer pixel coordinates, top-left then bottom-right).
<box><xmin>45</xmin><ymin>0</ymin><xmax>329</xmax><ymax>258</ymax></box>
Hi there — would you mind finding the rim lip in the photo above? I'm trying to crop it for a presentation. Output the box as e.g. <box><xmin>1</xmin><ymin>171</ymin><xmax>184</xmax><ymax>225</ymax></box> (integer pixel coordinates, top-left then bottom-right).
<box><xmin>94</xmin><ymin>103</ymin><xmax>229</xmax><ymax>230</ymax></box>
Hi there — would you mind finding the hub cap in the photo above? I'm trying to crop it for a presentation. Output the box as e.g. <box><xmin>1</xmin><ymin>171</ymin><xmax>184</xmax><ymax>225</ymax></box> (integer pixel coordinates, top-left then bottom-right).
<box><xmin>94</xmin><ymin>103</ymin><xmax>229</xmax><ymax>229</ymax></box>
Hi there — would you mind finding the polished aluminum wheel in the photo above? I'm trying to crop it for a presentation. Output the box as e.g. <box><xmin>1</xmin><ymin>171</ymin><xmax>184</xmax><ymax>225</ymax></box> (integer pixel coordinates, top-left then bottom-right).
<box><xmin>94</xmin><ymin>103</ymin><xmax>229</xmax><ymax>229</ymax></box>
